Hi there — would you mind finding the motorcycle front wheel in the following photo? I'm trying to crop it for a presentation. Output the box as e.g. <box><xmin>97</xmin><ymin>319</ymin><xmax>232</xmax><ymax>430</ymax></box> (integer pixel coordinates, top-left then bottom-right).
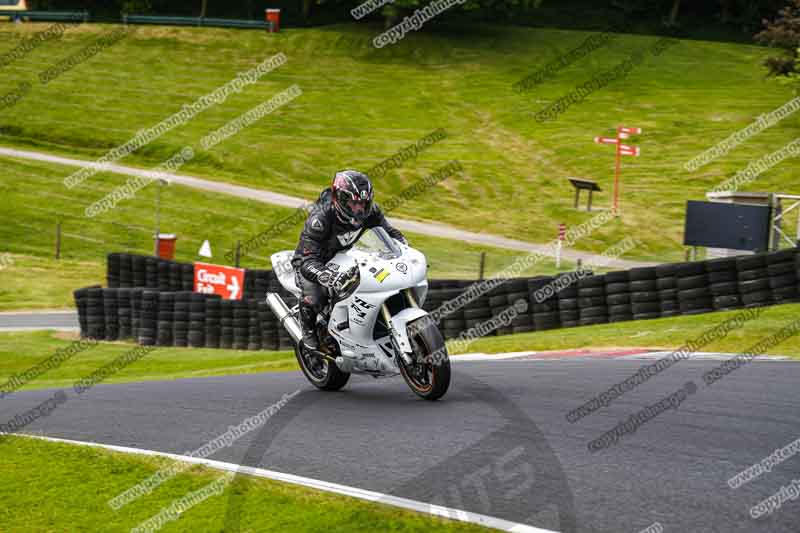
<box><xmin>398</xmin><ymin>319</ymin><xmax>451</xmax><ymax>401</ymax></box>
<box><xmin>294</xmin><ymin>344</ymin><xmax>350</xmax><ymax>391</ymax></box>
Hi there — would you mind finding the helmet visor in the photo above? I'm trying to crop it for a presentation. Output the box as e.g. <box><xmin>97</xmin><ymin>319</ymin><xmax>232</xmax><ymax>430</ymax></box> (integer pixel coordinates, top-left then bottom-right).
<box><xmin>347</xmin><ymin>198</ymin><xmax>369</xmax><ymax>215</ymax></box>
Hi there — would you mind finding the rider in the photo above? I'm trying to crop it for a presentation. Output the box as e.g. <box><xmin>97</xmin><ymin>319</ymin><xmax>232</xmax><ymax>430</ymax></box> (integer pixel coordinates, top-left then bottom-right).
<box><xmin>292</xmin><ymin>170</ymin><xmax>407</xmax><ymax>350</ymax></box>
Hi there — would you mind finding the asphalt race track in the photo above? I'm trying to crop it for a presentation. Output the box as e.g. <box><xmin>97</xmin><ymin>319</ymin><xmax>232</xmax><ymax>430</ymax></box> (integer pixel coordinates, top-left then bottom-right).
<box><xmin>2</xmin><ymin>354</ymin><xmax>798</xmax><ymax>533</ymax></box>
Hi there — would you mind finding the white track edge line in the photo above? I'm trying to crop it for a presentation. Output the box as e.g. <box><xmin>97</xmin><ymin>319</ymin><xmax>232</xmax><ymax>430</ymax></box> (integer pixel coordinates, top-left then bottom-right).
<box><xmin>16</xmin><ymin>434</ymin><xmax>559</xmax><ymax>533</ymax></box>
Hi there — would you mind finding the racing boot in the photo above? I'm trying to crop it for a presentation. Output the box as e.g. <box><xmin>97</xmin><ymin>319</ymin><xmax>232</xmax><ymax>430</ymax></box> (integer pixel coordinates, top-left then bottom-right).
<box><xmin>299</xmin><ymin>301</ymin><xmax>319</xmax><ymax>351</ymax></box>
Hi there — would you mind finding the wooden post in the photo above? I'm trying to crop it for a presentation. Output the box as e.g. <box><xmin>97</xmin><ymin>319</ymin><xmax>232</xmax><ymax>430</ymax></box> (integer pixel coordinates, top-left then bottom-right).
<box><xmin>574</xmin><ymin>189</ymin><xmax>580</xmax><ymax>209</ymax></box>
<box><xmin>234</xmin><ymin>240</ymin><xmax>241</xmax><ymax>268</ymax></box>
<box><xmin>478</xmin><ymin>252</ymin><xmax>486</xmax><ymax>280</ymax></box>
<box><xmin>587</xmin><ymin>190</ymin><xmax>593</xmax><ymax>212</ymax></box>
<box><xmin>55</xmin><ymin>222</ymin><xmax>61</xmax><ymax>260</ymax></box>
<box><xmin>154</xmin><ymin>180</ymin><xmax>163</xmax><ymax>256</ymax></box>
<box><xmin>577</xmin><ymin>258</ymin><xmax>582</xmax><ymax>271</ymax></box>
<box><xmin>613</xmin><ymin>126</ymin><xmax>622</xmax><ymax>216</ymax></box>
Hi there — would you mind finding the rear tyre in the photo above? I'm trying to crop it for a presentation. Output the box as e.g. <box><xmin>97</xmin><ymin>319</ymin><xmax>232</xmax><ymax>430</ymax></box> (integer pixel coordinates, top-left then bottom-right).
<box><xmin>398</xmin><ymin>319</ymin><xmax>450</xmax><ymax>401</ymax></box>
<box><xmin>294</xmin><ymin>343</ymin><xmax>350</xmax><ymax>391</ymax></box>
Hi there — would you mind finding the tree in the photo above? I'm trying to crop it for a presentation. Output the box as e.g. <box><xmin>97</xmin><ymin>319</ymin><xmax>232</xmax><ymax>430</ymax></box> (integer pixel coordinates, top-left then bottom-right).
<box><xmin>755</xmin><ymin>0</ymin><xmax>800</xmax><ymax>76</ymax></box>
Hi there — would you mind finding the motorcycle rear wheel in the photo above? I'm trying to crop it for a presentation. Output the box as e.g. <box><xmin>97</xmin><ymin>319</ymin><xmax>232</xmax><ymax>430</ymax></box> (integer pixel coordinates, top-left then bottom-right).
<box><xmin>398</xmin><ymin>320</ymin><xmax>450</xmax><ymax>401</ymax></box>
<box><xmin>295</xmin><ymin>344</ymin><xmax>350</xmax><ymax>391</ymax></box>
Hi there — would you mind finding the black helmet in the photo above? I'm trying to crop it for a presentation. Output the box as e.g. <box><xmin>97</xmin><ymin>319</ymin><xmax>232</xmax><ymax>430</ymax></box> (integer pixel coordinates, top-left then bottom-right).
<box><xmin>331</xmin><ymin>170</ymin><xmax>374</xmax><ymax>227</ymax></box>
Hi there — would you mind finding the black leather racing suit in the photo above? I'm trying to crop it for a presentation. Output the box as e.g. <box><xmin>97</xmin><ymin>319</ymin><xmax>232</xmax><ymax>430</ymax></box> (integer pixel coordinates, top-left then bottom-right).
<box><xmin>292</xmin><ymin>188</ymin><xmax>406</xmax><ymax>335</ymax></box>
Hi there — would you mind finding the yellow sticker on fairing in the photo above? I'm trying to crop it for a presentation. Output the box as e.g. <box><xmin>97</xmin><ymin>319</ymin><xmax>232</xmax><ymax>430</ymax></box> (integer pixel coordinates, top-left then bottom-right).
<box><xmin>374</xmin><ymin>269</ymin><xmax>390</xmax><ymax>282</ymax></box>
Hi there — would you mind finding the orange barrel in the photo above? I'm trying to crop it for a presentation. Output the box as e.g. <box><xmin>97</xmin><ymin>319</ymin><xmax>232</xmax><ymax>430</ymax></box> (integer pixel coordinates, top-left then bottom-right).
<box><xmin>265</xmin><ymin>9</ymin><xmax>280</xmax><ymax>32</ymax></box>
<box><xmin>156</xmin><ymin>233</ymin><xmax>177</xmax><ymax>260</ymax></box>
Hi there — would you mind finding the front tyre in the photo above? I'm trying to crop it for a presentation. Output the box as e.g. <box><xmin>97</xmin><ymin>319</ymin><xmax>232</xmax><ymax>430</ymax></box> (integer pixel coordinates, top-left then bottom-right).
<box><xmin>294</xmin><ymin>344</ymin><xmax>350</xmax><ymax>391</ymax></box>
<box><xmin>398</xmin><ymin>319</ymin><xmax>450</xmax><ymax>401</ymax></box>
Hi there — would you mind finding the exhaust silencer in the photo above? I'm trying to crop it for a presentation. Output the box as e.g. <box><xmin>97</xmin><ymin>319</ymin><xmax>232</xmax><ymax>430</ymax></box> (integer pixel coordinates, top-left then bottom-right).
<box><xmin>266</xmin><ymin>292</ymin><xmax>302</xmax><ymax>344</ymax></box>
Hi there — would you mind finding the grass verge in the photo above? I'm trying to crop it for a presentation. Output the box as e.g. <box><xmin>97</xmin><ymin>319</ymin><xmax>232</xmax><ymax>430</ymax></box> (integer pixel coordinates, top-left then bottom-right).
<box><xmin>0</xmin><ymin>330</ymin><xmax>298</xmax><ymax>392</ymax></box>
<box><xmin>0</xmin><ymin>255</ymin><xmax>105</xmax><ymax>311</ymax></box>
<box><xmin>0</xmin><ymin>436</ymin><xmax>489</xmax><ymax>532</ymax></box>
<box><xmin>457</xmin><ymin>302</ymin><xmax>800</xmax><ymax>359</ymax></box>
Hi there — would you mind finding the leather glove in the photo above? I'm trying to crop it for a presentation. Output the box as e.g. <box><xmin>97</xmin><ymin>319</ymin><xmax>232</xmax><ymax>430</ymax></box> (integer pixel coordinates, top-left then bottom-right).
<box><xmin>317</xmin><ymin>269</ymin><xmax>346</xmax><ymax>291</ymax></box>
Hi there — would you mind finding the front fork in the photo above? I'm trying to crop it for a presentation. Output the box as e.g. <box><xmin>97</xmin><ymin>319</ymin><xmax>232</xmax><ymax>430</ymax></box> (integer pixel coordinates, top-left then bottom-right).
<box><xmin>382</xmin><ymin>289</ymin><xmax>426</xmax><ymax>367</ymax></box>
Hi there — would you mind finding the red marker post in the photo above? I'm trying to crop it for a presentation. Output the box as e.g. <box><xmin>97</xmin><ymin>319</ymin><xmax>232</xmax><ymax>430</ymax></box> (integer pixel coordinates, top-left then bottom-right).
<box><xmin>594</xmin><ymin>126</ymin><xmax>642</xmax><ymax>216</ymax></box>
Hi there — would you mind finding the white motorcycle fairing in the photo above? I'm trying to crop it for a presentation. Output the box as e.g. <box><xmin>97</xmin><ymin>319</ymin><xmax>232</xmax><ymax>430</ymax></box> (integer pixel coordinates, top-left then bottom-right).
<box><xmin>270</xmin><ymin>231</ymin><xmax>431</xmax><ymax>377</ymax></box>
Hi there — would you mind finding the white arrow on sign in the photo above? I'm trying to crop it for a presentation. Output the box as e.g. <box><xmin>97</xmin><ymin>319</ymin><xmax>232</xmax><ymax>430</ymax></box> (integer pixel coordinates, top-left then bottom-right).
<box><xmin>227</xmin><ymin>275</ymin><xmax>240</xmax><ymax>300</ymax></box>
<box><xmin>198</xmin><ymin>240</ymin><xmax>212</xmax><ymax>258</ymax></box>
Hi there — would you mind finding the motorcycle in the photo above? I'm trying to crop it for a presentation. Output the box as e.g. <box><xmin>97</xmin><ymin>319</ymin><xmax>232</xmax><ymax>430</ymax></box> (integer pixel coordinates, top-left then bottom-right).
<box><xmin>266</xmin><ymin>227</ymin><xmax>450</xmax><ymax>400</ymax></box>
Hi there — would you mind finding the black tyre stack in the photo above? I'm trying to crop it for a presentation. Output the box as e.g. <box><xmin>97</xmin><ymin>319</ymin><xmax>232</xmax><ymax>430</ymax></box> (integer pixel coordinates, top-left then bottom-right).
<box><xmin>247</xmin><ymin>299</ymin><xmax>262</xmax><ymax>350</ymax></box>
<box><xmin>86</xmin><ymin>287</ymin><xmax>105</xmax><ymax>340</ymax></box>
<box><xmin>106</xmin><ymin>253</ymin><xmax>121</xmax><ymax>288</ymax></box>
<box><xmin>259</xmin><ymin>301</ymin><xmax>279</xmax><ymax>351</ymax></box>
<box><xmin>766</xmin><ymin>249</ymin><xmax>799</xmax><ymax>304</ymax></box>
<box><xmin>797</xmin><ymin>250</ymin><xmax>800</xmax><ymax>294</ymax></box>
<box><xmin>73</xmin><ymin>286</ymin><xmax>100</xmax><ymax>338</ymax></box>
<box><xmin>529</xmin><ymin>277</ymin><xmax>561</xmax><ymax>331</ymax></box>
<box><xmin>243</xmin><ymin>270</ymin><xmax>260</xmax><ymax>301</ymax></box>
<box><xmin>434</xmin><ymin>288</ymin><xmax>466</xmax><ymax>339</ymax></box>
<box><xmin>627</xmin><ymin>267</ymin><xmax>660</xmax><ymax>320</ymax></box>
<box><xmin>117</xmin><ymin>288</ymin><xmax>133</xmax><ymax>339</ymax></box>
<box><xmin>169</xmin><ymin>262</ymin><xmax>182</xmax><ymax>292</ymax></box>
<box><xmin>259</xmin><ymin>271</ymin><xmax>275</xmax><ymax>301</ymax></box>
<box><xmin>463</xmin><ymin>290</ymin><xmax>495</xmax><ymax>335</ymax></box>
<box><xmin>736</xmin><ymin>254</ymin><xmax>772</xmax><ymax>308</ymax></box>
<box><xmin>132</xmin><ymin>255</ymin><xmax>147</xmax><ymax>288</ymax></box>
<box><xmin>655</xmin><ymin>264</ymin><xmax>679</xmax><ymax>318</ymax></box>
<box><xmin>232</xmin><ymin>300</ymin><xmax>249</xmax><ymax>350</ymax></box>
<box><xmin>439</xmin><ymin>288</ymin><xmax>467</xmax><ymax>339</ymax></box>
<box><xmin>605</xmin><ymin>271</ymin><xmax>632</xmax><ymax>323</ymax></box>
<box><xmin>172</xmin><ymin>291</ymin><xmax>191</xmax><ymax>347</ymax></box>
<box><xmin>421</xmin><ymin>289</ymin><xmax>446</xmax><ymax>334</ymax></box>
<box><xmin>119</xmin><ymin>253</ymin><xmax>133</xmax><ymax>288</ymax></box>
<box><xmin>130</xmin><ymin>288</ymin><xmax>143</xmax><ymax>339</ymax></box>
<box><xmin>706</xmin><ymin>258</ymin><xmax>741</xmax><ymax>311</ymax></box>
<box><xmin>578</xmin><ymin>274</ymin><xmax>608</xmax><ymax>326</ymax></box>
<box><xmin>180</xmin><ymin>263</ymin><xmax>194</xmax><ymax>291</ymax></box>
<box><xmin>73</xmin><ymin>287</ymin><xmax>89</xmax><ymax>338</ymax></box>
<box><xmin>504</xmin><ymin>278</ymin><xmax>531</xmax><ymax>334</ymax></box>
<box><xmin>158</xmin><ymin>259</ymin><xmax>172</xmax><ymax>292</ymax></box>
<box><xmin>145</xmin><ymin>257</ymin><xmax>159</xmax><ymax>289</ymax></box>
<box><xmin>554</xmin><ymin>273</ymin><xmax>580</xmax><ymax>328</ymax></box>
<box><xmin>138</xmin><ymin>290</ymin><xmax>158</xmax><ymax>346</ymax></box>
<box><xmin>676</xmin><ymin>262</ymin><xmax>712</xmax><ymax>315</ymax></box>
<box><xmin>103</xmin><ymin>288</ymin><xmax>119</xmax><ymax>341</ymax></box>
<box><xmin>188</xmin><ymin>293</ymin><xmax>206</xmax><ymax>348</ymax></box>
<box><xmin>205</xmin><ymin>296</ymin><xmax>222</xmax><ymax>349</ymax></box>
<box><xmin>487</xmin><ymin>283</ymin><xmax>511</xmax><ymax>336</ymax></box>
<box><xmin>220</xmin><ymin>300</ymin><xmax>234</xmax><ymax>349</ymax></box>
<box><xmin>157</xmin><ymin>292</ymin><xmax>175</xmax><ymax>346</ymax></box>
